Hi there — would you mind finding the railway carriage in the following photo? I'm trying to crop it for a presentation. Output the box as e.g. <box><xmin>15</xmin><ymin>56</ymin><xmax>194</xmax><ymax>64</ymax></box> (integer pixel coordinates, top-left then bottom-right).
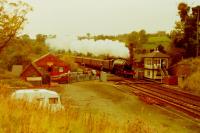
<box><xmin>74</xmin><ymin>56</ymin><xmax>135</xmax><ymax>78</ymax></box>
<box><xmin>91</xmin><ymin>59</ymin><xmax>103</xmax><ymax>69</ymax></box>
<box><xmin>74</xmin><ymin>57</ymin><xmax>83</xmax><ymax>64</ymax></box>
<box><xmin>102</xmin><ymin>60</ymin><xmax>113</xmax><ymax>71</ymax></box>
<box><xmin>82</xmin><ymin>58</ymin><xmax>92</xmax><ymax>66</ymax></box>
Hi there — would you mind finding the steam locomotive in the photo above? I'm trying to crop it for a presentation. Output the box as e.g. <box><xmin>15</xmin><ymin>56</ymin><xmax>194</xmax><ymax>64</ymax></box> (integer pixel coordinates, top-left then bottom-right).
<box><xmin>74</xmin><ymin>57</ymin><xmax>135</xmax><ymax>78</ymax></box>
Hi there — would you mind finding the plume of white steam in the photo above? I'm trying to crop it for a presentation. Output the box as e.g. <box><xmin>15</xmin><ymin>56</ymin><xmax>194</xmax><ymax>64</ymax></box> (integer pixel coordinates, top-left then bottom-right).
<box><xmin>47</xmin><ymin>35</ymin><xmax>129</xmax><ymax>58</ymax></box>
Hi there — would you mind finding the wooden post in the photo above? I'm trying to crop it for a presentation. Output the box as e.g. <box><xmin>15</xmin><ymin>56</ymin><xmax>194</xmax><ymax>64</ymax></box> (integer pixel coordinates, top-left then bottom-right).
<box><xmin>197</xmin><ymin>8</ymin><xmax>199</xmax><ymax>57</ymax></box>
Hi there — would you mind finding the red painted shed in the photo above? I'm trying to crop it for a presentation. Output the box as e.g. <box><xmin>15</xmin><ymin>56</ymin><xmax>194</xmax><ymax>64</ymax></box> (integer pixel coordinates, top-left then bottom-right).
<box><xmin>33</xmin><ymin>53</ymin><xmax>70</xmax><ymax>76</ymax></box>
<box><xmin>20</xmin><ymin>53</ymin><xmax>70</xmax><ymax>84</ymax></box>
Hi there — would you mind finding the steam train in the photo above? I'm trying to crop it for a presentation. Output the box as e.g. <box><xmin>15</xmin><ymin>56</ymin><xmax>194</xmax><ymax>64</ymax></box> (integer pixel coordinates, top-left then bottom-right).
<box><xmin>74</xmin><ymin>57</ymin><xmax>135</xmax><ymax>77</ymax></box>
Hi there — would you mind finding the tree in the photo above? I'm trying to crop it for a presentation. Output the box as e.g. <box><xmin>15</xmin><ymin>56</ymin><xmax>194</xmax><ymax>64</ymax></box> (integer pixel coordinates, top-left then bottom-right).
<box><xmin>0</xmin><ymin>33</ymin><xmax>50</xmax><ymax>70</ymax></box>
<box><xmin>127</xmin><ymin>31</ymin><xmax>139</xmax><ymax>65</ymax></box>
<box><xmin>138</xmin><ymin>29</ymin><xmax>148</xmax><ymax>45</ymax></box>
<box><xmin>157</xmin><ymin>44</ymin><xmax>166</xmax><ymax>53</ymax></box>
<box><xmin>178</xmin><ymin>3</ymin><xmax>190</xmax><ymax>22</ymax></box>
<box><xmin>86</xmin><ymin>33</ymin><xmax>91</xmax><ymax>39</ymax></box>
<box><xmin>0</xmin><ymin>0</ymin><xmax>32</xmax><ymax>53</ymax></box>
<box><xmin>36</xmin><ymin>34</ymin><xmax>47</xmax><ymax>43</ymax></box>
<box><xmin>170</xmin><ymin>3</ymin><xmax>199</xmax><ymax>58</ymax></box>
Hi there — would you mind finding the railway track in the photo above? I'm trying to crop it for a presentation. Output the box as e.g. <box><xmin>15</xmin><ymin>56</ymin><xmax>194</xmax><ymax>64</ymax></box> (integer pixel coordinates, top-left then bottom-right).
<box><xmin>138</xmin><ymin>83</ymin><xmax>200</xmax><ymax>107</ymax></box>
<box><xmin>114</xmin><ymin>79</ymin><xmax>200</xmax><ymax>119</ymax></box>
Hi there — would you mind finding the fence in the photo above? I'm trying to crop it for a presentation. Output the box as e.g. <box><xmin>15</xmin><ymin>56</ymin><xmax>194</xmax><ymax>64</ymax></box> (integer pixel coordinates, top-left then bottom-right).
<box><xmin>68</xmin><ymin>72</ymin><xmax>99</xmax><ymax>83</ymax></box>
<box><xmin>51</xmin><ymin>71</ymin><xmax>99</xmax><ymax>84</ymax></box>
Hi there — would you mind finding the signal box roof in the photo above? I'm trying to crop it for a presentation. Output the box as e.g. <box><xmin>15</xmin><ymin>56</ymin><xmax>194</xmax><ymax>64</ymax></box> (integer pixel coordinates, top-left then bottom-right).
<box><xmin>143</xmin><ymin>51</ymin><xmax>170</xmax><ymax>58</ymax></box>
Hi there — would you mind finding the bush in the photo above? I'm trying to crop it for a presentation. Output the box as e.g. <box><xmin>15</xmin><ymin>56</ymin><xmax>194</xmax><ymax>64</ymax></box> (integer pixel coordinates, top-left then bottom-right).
<box><xmin>182</xmin><ymin>71</ymin><xmax>200</xmax><ymax>95</ymax></box>
<box><xmin>0</xmin><ymin>81</ymin><xmax>12</xmax><ymax>96</ymax></box>
<box><xmin>0</xmin><ymin>69</ymin><xmax>17</xmax><ymax>79</ymax></box>
<box><xmin>177</xmin><ymin>57</ymin><xmax>200</xmax><ymax>95</ymax></box>
<box><xmin>179</xmin><ymin>57</ymin><xmax>200</xmax><ymax>73</ymax></box>
<box><xmin>1</xmin><ymin>79</ymin><xmax>32</xmax><ymax>88</ymax></box>
<box><xmin>60</xmin><ymin>54</ymin><xmax>79</xmax><ymax>72</ymax></box>
<box><xmin>0</xmin><ymin>79</ymin><xmax>32</xmax><ymax>97</ymax></box>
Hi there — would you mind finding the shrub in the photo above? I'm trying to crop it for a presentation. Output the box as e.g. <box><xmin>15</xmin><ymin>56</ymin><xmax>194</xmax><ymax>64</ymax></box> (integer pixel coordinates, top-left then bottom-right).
<box><xmin>0</xmin><ymin>81</ymin><xmax>12</xmax><ymax>96</ymax></box>
<box><xmin>0</xmin><ymin>70</ymin><xmax>17</xmax><ymax>79</ymax></box>
<box><xmin>1</xmin><ymin>79</ymin><xmax>32</xmax><ymax>88</ymax></box>
<box><xmin>179</xmin><ymin>57</ymin><xmax>200</xmax><ymax>73</ymax></box>
<box><xmin>182</xmin><ymin>71</ymin><xmax>200</xmax><ymax>95</ymax></box>
<box><xmin>60</xmin><ymin>54</ymin><xmax>79</xmax><ymax>72</ymax></box>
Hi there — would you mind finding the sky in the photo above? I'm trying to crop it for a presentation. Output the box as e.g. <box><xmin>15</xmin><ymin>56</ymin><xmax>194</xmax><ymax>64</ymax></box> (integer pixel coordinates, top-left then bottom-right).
<box><xmin>22</xmin><ymin>0</ymin><xmax>200</xmax><ymax>37</ymax></box>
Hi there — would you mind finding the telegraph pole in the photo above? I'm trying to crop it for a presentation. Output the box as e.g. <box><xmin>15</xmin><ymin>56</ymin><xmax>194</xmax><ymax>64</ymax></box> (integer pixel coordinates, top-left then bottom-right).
<box><xmin>197</xmin><ymin>7</ymin><xmax>199</xmax><ymax>57</ymax></box>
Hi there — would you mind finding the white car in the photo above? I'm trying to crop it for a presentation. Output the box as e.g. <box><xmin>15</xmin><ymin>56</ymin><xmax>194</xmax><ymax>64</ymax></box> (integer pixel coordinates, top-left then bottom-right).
<box><xmin>11</xmin><ymin>89</ymin><xmax>64</xmax><ymax>111</ymax></box>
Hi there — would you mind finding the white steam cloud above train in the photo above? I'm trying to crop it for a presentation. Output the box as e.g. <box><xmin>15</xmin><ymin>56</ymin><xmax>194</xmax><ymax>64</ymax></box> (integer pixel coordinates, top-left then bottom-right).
<box><xmin>47</xmin><ymin>35</ymin><xmax>129</xmax><ymax>58</ymax></box>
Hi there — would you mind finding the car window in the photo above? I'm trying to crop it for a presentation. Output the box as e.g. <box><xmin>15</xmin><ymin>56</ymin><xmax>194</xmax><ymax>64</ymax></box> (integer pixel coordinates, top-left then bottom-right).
<box><xmin>49</xmin><ymin>97</ymin><xmax>58</xmax><ymax>104</ymax></box>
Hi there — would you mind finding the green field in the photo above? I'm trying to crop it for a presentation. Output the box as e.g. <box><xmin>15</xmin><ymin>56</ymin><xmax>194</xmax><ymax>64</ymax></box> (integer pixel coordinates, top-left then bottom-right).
<box><xmin>143</xmin><ymin>36</ymin><xmax>171</xmax><ymax>49</ymax></box>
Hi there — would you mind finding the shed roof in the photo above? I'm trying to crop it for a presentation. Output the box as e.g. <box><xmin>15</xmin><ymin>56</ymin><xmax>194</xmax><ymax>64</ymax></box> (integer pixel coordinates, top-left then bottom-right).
<box><xmin>32</xmin><ymin>53</ymin><xmax>52</xmax><ymax>63</ymax></box>
<box><xmin>33</xmin><ymin>53</ymin><xmax>67</xmax><ymax>67</ymax></box>
<box><xmin>143</xmin><ymin>51</ymin><xmax>169</xmax><ymax>58</ymax></box>
<box><xmin>20</xmin><ymin>63</ymin><xmax>43</xmax><ymax>77</ymax></box>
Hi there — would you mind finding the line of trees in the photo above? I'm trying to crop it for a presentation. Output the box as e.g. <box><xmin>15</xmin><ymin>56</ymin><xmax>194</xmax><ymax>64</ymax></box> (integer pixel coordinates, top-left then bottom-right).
<box><xmin>0</xmin><ymin>34</ymin><xmax>50</xmax><ymax>70</ymax></box>
<box><xmin>78</xmin><ymin>30</ymin><xmax>148</xmax><ymax>48</ymax></box>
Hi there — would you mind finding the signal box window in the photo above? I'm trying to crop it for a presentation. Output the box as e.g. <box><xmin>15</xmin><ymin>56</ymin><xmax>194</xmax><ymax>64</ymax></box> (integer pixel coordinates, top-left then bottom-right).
<box><xmin>147</xmin><ymin>70</ymin><xmax>150</xmax><ymax>77</ymax></box>
<box><xmin>49</xmin><ymin>98</ymin><xmax>58</xmax><ymax>104</ymax></box>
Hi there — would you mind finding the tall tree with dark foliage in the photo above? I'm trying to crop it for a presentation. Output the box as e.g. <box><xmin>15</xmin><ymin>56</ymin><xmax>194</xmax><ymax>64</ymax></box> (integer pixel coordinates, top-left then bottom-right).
<box><xmin>171</xmin><ymin>3</ymin><xmax>200</xmax><ymax>58</ymax></box>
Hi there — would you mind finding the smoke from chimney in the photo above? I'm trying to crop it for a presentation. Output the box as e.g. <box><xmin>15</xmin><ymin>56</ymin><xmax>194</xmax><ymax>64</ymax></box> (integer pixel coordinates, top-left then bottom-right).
<box><xmin>47</xmin><ymin>35</ymin><xmax>129</xmax><ymax>58</ymax></box>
